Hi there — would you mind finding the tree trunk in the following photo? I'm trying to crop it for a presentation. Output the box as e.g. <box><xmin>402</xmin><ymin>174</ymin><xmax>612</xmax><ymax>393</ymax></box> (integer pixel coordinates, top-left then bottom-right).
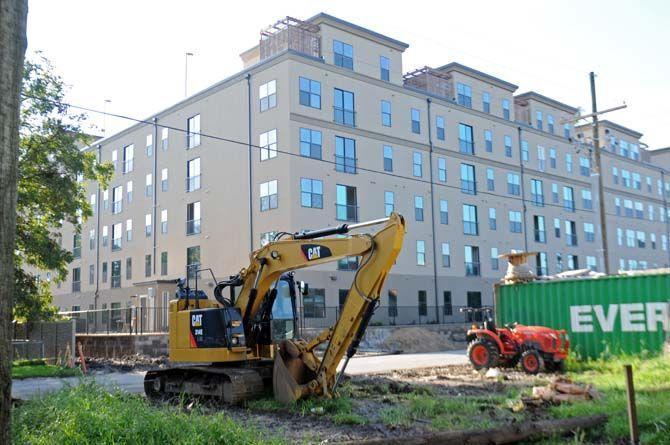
<box><xmin>0</xmin><ymin>1</ymin><xmax>28</xmax><ymax>443</ymax></box>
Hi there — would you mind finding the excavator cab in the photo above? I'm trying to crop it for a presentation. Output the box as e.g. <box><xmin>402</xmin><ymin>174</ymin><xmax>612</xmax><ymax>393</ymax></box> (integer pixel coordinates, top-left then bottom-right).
<box><xmin>270</xmin><ymin>276</ymin><xmax>300</xmax><ymax>341</ymax></box>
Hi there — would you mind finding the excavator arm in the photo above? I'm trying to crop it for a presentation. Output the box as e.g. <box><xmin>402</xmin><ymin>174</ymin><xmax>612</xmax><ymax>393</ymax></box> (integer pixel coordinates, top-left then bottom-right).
<box><xmin>223</xmin><ymin>213</ymin><xmax>405</xmax><ymax>403</ymax></box>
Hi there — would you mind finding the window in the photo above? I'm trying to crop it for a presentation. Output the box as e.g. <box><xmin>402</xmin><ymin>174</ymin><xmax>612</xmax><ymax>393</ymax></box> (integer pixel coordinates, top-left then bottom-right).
<box><xmin>126</xmin><ymin>181</ymin><xmax>133</xmax><ymax>203</ymax></box>
<box><xmin>536</xmin><ymin>110</ymin><xmax>543</xmax><ymax>130</ymax></box>
<box><xmin>160</xmin><ymin>209</ymin><xmax>168</xmax><ymax>234</ymax></box>
<box><xmin>509</xmin><ymin>211</ymin><xmax>522</xmax><ymax>233</ymax></box>
<box><xmin>586</xmin><ymin>256</ymin><xmax>597</xmax><ymax>271</ymax></box>
<box><xmin>299</xmin><ymin>77</ymin><xmax>321</xmax><ymax>109</ymax></box>
<box><xmin>300</xmin><ymin>178</ymin><xmax>323</xmax><ymax>208</ymax></box>
<box><xmin>414</xmin><ymin>196</ymin><xmax>424</xmax><ymax>221</ymax></box>
<box><xmin>300</xmin><ymin>128</ymin><xmax>322</xmax><ymax>159</ymax></box>
<box><xmin>335</xmin><ymin>136</ymin><xmax>356</xmax><ymax>173</ymax></box>
<box><xmin>260</xmin><ymin>180</ymin><xmax>278</xmax><ymax>211</ymax></box>
<box><xmin>531</xmin><ymin>179</ymin><xmax>544</xmax><ymax>206</ymax></box>
<box><xmin>536</xmin><ymin>252</ymin><xmax>548</xmax><ymax>276</ymax></box>
<box><xmin>582</xmin><ymin>189</ymin><xmax>592</xmax><ymax>209</ymax></box>
<box><xmin>441</xmin><ymin>242</ymin><xmax>451</xmax><ymax>267</ymax></box>
<box><xmin>186</xmin><ymin>246</ymin><xmax>200</xmax><ymax>279</ymax></box>
<box><xmin>534</xmin><ymin>215</ymin><xmax>546</xmax><ymax>243</ymax></box>
<box><xmin>565</xmin><ymin>153</ymin><xmax>573</xmax><ymax>173</ymax></box>
<box><xmin>383</xmin><ymin>145</ymin><xmax>393</xmax><ymax>171</ymax></box>
<box><xmin>549</xmin><ymin>148</ymin><xmax>557</xmax><ymax>168</ymax></box>
<box><xmin>620</xmin><ymin>140</ymin><xmax>629</xmax><ymax>157</ymax></box>
<box><xmin>412</xmin><ymin>151</ymin><xmax>423</xmax><ymax>177</ymax></box>
<box><xmin>123</xmin><ymin>144</ymin><xmax>134</xmax><ymax>173</ymax></box>
<box><xmin>381</xmin><ymin>100</ymin><xmax>392</xmax><ymax>127</ymax></box>
<box><xmin>507</xmin><ymin>173</ymin><xmax>520</xmax><ymax>195</ymax></box>
<box><xmin>630</xmin><ymin>144</ymin><xmax>640</xmax><ymax>161</ymax></box>
<box><xmin>579</xmin><ymin>156</ymin><xmax>590</xmax><ymax>177</ymax></box>
<box><xmin>145</xmin><ymin>173</ymin><xmax>153</xmax><ymax>197</ymax></box>
<box><xmin>259</xmin><ymin>129</ymin><xmax>277</xmax><ymax>161</ymax></box>
<box><xmin>563</xmin><ymin>123</ymin><xmax>571</xmax><ymax>138</ymax></box>
<box><xmin>160</xmin><ymin>252</ymin><xmax>168</xmax><ymax>276</ymax></box>
<box><xmin>491</xmin><ymin>247</ymin><xmax>499</xmax><ymax>270</ymax></box>
<box><xmin>333</xmin><ymin>88</ymin><xmax>356</xmax><ymax>127</ymax></box>
<box><xmin>504</xmin><ymin>136</ymin><xmax>513</xmax><ymax>158</ymax></box>
<box><xmin>102</xmin><ymin>262</ymin><xmax>108</xmax><ymax>283</ymax></box>
<box><xmin>333</xmin><ymin>40</ymin><xmax>353</xmax><ymax>69</ymax></box>
<box><xmin>482</xmin><ymin>92</ymin><xmax>490</xmax><ymax>113</ymax></box>
<box><xmin>464</xmin><ymin>246</ymin><xmax>480</xmax><ymax>276</ymax></box>
<box><xmin>336</xmin><ymin>184</ymin><xmax>357</xmax><ymax>222</ymax></box>
<box><xmin>112</xmin><ymin>223</ymin><xmax>122</xmax><ymax>251</ymax></box>
<box><xmin>438</xmin><ymin>157</ymin><xmax>447</xmax><ymax>182</ymax></box>
<box><xmin>102</xmin><ymin>225</ymin><xmax>108</xmax><ymax>246</ymax></box>
<box><xmin>537</xmin><ymin>146</ymin><xmax>546</xmax><ymax>171</ymax></box>
<box><xmin>338</xmin><ymin>255</ymin><xmax>359</xmax><ymax>271</ymax></box>
<box><xmin>259</xmin><ymin>80</ymin><xmax>277</xmax><ymax>111</ymax></box>
<box><xmin>443</xmin><ymin>291</ymin><xmax>453</xmax><ymax>316</ymax></box>
<box><xmin>187</xmin><ymin>201</ymin><xmax>201</xmax><ymax>235</ymax></box>
<box><xmin>500</xmin><ymin>99</ymin><xmax>511</xmax><ymax>120</ymax></box>
<box><xmin>90</xmin><ymin>194</ymin><xmax>96</xmax><ymax>214</ymax></box>
<box><xmin>460</xmin><ymin>163</ymin><xmax>476</xmax><ymax>195</ymax></box>
<box><xmin>457</xmin><ymin>83</ymin><xmax>472</xmax><ymax>108</ymax></box>
<box><xmin>186</xmin><ymin>157</ymin><xmax>201</xmax><ymax>192</ymax></box>
<box><xmin>552</xmin><ymin>183</ymin><xmax>559</xmax><ymax>203</ymax></box>
<box><xmin>647</xmin><ymin>176</ymin><xmax>652</xmax><ymax>193</ymax></box>
<box><xmin>624</xmin><ymin>199</ymin><xmax>633</xmax><ymax>217</ymax></box>
<box><xmin>380</xmin><ymin>56</ymin><xmax>390</xmax><ymax>81</ymax></box>
<box><xmin>622</xmin><ymin>170</ymin><xmax>631</xmax><ymax>187</ymax></box>
<box><xmin>459</xmin><ymin>123</ymin><xmax>474</xmax><ymax>154</ymax></box>
<box><xmin>556</xmin><ymin>253</ymin><xmax>563</xmax><ymax>272</ymax></box>
<box><xmin>463</xmin><ymin>204</ymin><xmax>478</xmax><ymax>235</ymax></box>
<box><xmin>88</xmin><ymin>265</ymin><xmax>95</xmax><ymax>285</ymax></box>
<box><xmin>73</xmin><ymin>233</ymin><xmax>81</xmax><ymax>259</ymax></box>
<box><xmin>260</xmin><ymin>231</ymin><xmax>277</xmax><ymax>247</ymax></box>
<box><xmin>161</xmin><ymin>127</ymin><xmax>168</xmax><ymax>151</ymax></box>
<box><xmin>439</xmin><ymin>200</ymin><xmax>448</xmax><ymax>224</ymax></box>
<box><xmin>111</xmin><ymin>150</ymin><xmax>118</xmax><ymax>171</ymax></box>
<box><xmin>72</xmin><ymin>267</ymin><xmax>81</xmax><ymax>292</ymax></box>
<box><xmin>411</xmin><ymin>108</ymin><xmax>421</xmax><ymax>134</ymax></box>
<box><xmin>186</xmin><ymin>114</ymin><xmax>201</xmax><ymax>148</ymax></box>
<box><xmin>303</xmin><ymin>288</ymin><xmax>325</xmax><ymax>318</ymax></box>
<box><xmin>521</xmin><ymin>140</ymin><xmax>529</xmax><ymax>162</ymax></box>
<box><xmin>111</xmin><ymin>260</ymin><xmax>121</xmax><ymax>288</ymax></box>
<box><xmin>384</xmin><ymin>191</ymin><xmax>394</xmax><ymax>217</ymax></box>
<box><xmin>418</xmin><ymin>290</ymin><xmax>428</xmax><ymax>316</ymax></box>
<box><xmin>145</xmin><ymin>213</ymin><xmax>152</xmax><ymax>237</ymax></box>
<box><xmin>126</xmin><ymin>219</ymin><xmax>133</xmax><ymax>241</ymax></box>
<box><xmin>584</xmin><ymin>223</ymin><xmax>595</xmax><ymax>242</ymax></box>
<box><xmin>484</xmin><ymin>130</ymin><xmax>492</xmax><ymax>152</ymax></box>
<box><xmin>617</xmin><ymin>228</ymin><xmax>624</xmax><ymax>246</ymax></box>
<box><xmin>436</xmin><ymin>115</ymin><xmax>445</xmax><ymax>140</ymax></box>
<box><xmin>565</xmin><ymin>220</ymin><xmax>577</xmax><ymax>246</ymax></box>
<box><xmin>651</xmin><ymin>233</ymin><xmax>657</xmax><ymax>249</ymax></box>
<box><xmin>89</xmin><ymin>229</ymin><xmax>95</xmax><ymax>250</ymax></box>
<box><xmin>416</xmin><ymin>240</ymin><xmax>426</xmax><ymax>266</ymax></box>
<box><xmin>632</xmin><ymin>173</ymin><xmax>641</xmax><ymax>190</ymax></box>
<box><xmin>648</xmin><ymin>204</ymin><xmax>654</xmax><ymax>221</ymax></box>
<box><xmin>102</xmin><ymin>189</ymin><xmax>109</xmax><ymax>211</ymax></box>
<box><xmin>388</xmin><ymin>290</ymin><xmax>398</xmax><ymax>317</ymax></box>
<box><xmin>486</xmin><ymin>168</ymin><xmax>495</xmax><ymax>191</ymax></box>
<box><xmin>546</xmin><ymin>114</ymin><xmax>555</xmax><ymax>133</ymax></box>
<box><xmin>126</xmin><ymin>257</ymin><xmax>132</xmax><ymax>280</ymax></box>
<box><xmin>567</xmin><ymin>255</ymin><xmax>578</xmax><ymax>271</ymax></box>
<box><xmin>635</xmin><ymin>202</ymin><xmax>643</xmax><ymax>219</ymax></box>
<box><xmin>144</xmin><ymin>254</ymin><xmax>152</xmax><ymax>278</ymax></box>
<box><xmin>563</xmin><ymin>186</ymin><xmax>575</xmax><ymax>211</ymax></box>
<box><xmin>146</xmin><ymin>134</ymin><xmax>153</xmax><ymax>157</ymax></box>
<box><xmin>489</xmin><ymin>208</ymin><xmax>497</xmax><ymax>230</ymax></box>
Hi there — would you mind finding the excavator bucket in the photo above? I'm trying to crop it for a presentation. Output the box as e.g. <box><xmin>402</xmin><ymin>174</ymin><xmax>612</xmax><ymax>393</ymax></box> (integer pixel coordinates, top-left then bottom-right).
<box><xmin>273</xmin><ymin>340</ymin><xmax>318</xmax><ymax>404</ymax></box>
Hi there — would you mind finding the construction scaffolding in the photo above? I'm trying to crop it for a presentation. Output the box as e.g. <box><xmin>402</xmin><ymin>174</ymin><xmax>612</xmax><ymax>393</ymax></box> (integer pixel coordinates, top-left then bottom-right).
<box><xmin>260</xmin><ymin>16</ymin><xmax>321</xmax><ymax>61</ymax></box>
<box><xmin>403</xmin><ymin>66</ymin><xmax>453</xmax><ymax>100</ymax></box>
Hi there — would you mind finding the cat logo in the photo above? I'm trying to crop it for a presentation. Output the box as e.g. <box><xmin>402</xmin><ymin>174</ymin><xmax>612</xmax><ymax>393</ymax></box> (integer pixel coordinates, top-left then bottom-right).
<box><xmin>301</xmin><ymin>244</ymin><xmax>332</xmax><ymax>261</ymax></box>
<box><xmin>191</xmin><ymin>313</ymin><xmax>203</xmax><ymax>327</ymax></box>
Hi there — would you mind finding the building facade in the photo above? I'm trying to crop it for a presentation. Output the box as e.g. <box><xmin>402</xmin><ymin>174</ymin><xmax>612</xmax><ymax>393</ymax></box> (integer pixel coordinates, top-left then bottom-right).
<box><xmin>49</xmin><ymin>13</ymin><xmax>670</xmax><ymax>326</ymax></box>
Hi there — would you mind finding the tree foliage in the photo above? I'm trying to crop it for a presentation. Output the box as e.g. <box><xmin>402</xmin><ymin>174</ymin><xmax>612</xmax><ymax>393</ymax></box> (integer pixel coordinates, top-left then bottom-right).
<box><xmin>15</xmin><ymin>55</ymin><xmax>112</xmax><ymax>321</ymax></box>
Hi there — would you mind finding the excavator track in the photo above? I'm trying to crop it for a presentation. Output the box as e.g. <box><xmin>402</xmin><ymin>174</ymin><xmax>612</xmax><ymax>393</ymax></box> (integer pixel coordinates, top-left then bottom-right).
<box><xmin>144</xmin><ymin>365</ymin><xmax>270</xmax><ymax>404</ymax></box>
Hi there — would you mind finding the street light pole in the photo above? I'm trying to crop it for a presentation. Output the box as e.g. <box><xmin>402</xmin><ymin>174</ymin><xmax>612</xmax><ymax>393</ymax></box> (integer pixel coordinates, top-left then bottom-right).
<box><xmin>103</xmin><ymin>99</ymin><xmax>111</xmax><ymax>135</ymax></box>
<box><xmin>185</xmin><ymin>52</ymin><xmax>194</xmax><ymax>97</ymax></box>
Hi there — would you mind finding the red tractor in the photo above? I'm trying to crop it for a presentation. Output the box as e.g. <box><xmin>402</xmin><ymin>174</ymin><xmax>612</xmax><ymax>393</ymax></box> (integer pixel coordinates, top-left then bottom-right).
<box><xmin>461</xmin><ymin>307</ymin><xmax>569</xmax><ymax>374</ymax></box>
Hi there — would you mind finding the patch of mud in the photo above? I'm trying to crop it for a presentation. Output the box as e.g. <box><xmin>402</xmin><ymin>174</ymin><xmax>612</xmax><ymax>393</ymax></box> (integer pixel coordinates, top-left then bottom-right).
<box><xmin>380</xmin><ymin>327</ymin><xmax>465</xmax><ymax>353</ymax></box>
<box><xmin>82</xmin><ymin>354</ymin><xmax>169</xmax><ymax>373</ymax></box>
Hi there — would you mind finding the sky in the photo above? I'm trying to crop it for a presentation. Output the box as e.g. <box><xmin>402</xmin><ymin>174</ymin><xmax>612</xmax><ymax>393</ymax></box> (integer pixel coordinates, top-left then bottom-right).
<box><xmin>26</xmin><ymin>0</ymin><xmax>670</xmax><ymax>149</ymax></box>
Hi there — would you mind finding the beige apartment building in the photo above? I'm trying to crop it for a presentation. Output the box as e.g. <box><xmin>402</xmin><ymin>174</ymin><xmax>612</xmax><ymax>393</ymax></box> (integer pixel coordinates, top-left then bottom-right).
<box><xmin>49</xmin><ymin>13</ymin><xmax>670</xmax><ymax>327</ymax></box>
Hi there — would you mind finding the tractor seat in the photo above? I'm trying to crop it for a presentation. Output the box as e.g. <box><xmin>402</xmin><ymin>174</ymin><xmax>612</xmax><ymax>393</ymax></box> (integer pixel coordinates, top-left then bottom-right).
<box><xmin>483</xmin><ymin>319</ymin><xmax>496</xmax><ymax>332</ymax></box>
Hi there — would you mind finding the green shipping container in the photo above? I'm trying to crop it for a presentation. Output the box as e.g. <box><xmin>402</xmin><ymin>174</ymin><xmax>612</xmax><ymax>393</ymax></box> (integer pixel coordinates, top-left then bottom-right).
<box><xmin>495</xmin><ymin>273</ymin><xmax>670</xmax><ymax>359</ymax></box>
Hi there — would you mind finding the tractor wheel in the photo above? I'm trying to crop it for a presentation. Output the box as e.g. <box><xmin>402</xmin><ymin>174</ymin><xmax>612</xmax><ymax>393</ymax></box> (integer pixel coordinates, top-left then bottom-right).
<box><xmin>467</xmin><ymin>339</ymin><xmax>500</xmax><ymax>370</ymax></box>
<box><xmin>520</xmin><ymin>350</ymin><xmax>543</xmax><ymax>374</ymax></box>
<box><xmin>545</xmin><ymin>359</ymin><xmax>566</xmax><ymax>373</ymax></box>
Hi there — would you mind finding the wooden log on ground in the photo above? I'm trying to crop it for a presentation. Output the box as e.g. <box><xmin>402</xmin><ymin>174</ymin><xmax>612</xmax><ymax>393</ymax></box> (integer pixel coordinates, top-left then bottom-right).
<box><xmin>336</xmin><ymin>414</ymin><xmax>608</xmax><ymax>445</ymax></box>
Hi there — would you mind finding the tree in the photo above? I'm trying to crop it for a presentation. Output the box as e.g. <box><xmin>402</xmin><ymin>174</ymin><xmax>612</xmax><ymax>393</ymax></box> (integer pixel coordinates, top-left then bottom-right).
<box><xmin>14</xmin><ymin>56</ymin><xmax>112</xmax><ymax>321</ymax></box>
<box><xmin>1</xmin><ymin>1</ymin><xmax>28</xmax><ymax>442</ymax></box>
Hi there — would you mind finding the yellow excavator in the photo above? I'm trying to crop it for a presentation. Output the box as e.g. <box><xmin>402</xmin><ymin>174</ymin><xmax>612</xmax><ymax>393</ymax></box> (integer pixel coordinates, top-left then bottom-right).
<box><xmin>144</xmin><ymin>213</ymin><xmax>405</xmax><ymax>404</ymax></box>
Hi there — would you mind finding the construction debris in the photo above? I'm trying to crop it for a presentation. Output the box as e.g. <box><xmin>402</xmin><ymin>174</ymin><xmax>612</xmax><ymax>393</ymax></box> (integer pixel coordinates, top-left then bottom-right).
<box><xmin>531</xmin><ymin>377</ymin><xmax>600</xmax><ymax>404</ymax></box>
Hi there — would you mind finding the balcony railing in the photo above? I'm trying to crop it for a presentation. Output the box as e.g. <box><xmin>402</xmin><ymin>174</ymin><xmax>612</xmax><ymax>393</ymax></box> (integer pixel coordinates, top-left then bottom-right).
<box><xmin>186</xmin><ymin>219</ymin><xmax>201</xmax><ymax>235</ymax></box>
<box><xmin>72</xmin><ymin>281</ymin><xmax>81</xmax><ymax>293</ymax></box>
<box><xmin>112</xmin><ymin>201</ymin><xmax>122</xmax><ymax>214</ymax></box>
<box><xmin>534</xmin><ymin>230</ymin><xmax>546</xmax><ymax>243</ymax></box>
<box><xmin>465</xmin><ymin>261</ymin><xmax>480</xmax><ymax>276</ymax></box>
<box><xmin>459</xmin><ymin>139</ymin><xmax>474</xmax><ymax>154</ymax></box>
<box><xmin>461</xmin><ymin>180</ymin><xmax>476</xmax><ymax>195</ymax></box>
<box><xmin>123</xmin><ymin>159</ymin><xmax>133</xmax><ymax>173</ymax></box>
<box><xmin>335</xmin><ymin>155</ymin><xmax>357</xmax><ymax>174</ymax></box>
<box><xmin>333</xmin><ymin>107</ymin><xmax>356</xmax><ymax>127</ymax></box>
<box><xmin>336</xmin><ymin>203</ymin><xmax>358</xmax><ymax>222</ymax></box>
<box><xmin>111</xmin><ymin>275</ymin><xmax>121</xmax><ymax>288</ymax></box>
<box><xmin>112</xmin><ymin>239</ymin><xmax>122</xmax><ymax>251</ymax></box>
<box><xmin>186</xmin><ymin>175</ymin><xmax>201</xmax><ymax>192</ymax></box>
<box><xmin>566</xmin><ymin>234</ymin><xmax>578</xmax><ymax>246</ymax></box>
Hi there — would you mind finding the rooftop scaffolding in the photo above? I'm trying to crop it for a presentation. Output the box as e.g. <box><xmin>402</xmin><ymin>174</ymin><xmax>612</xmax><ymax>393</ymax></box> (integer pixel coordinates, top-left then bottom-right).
<box><xmin>260</xmin><ymin>16</ymin><xmax>321</xmax><ymax>61</ymax></box>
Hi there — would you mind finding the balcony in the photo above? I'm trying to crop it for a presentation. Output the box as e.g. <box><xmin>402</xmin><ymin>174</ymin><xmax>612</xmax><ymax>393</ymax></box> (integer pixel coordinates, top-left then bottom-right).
<box><xmin>186</xmin><ymin>175</ymin><xmax>201</xmax><ymax>192</ymax></box>
<box><xmin>260</xmin><ymin>17</ymin><xmax>320</xmax><ymax>61</ymax></box>
<box><xmin>336</xmin><ymin>204</ymin><xmax>358</xmax><ymax>222</ymax></box>
<box><xmin>333</xmin><ymin>107</ymin><xmax>356</xmax><ymax>127</ymax></box>
<box><xmin>186</xmin><ymin>219</ymin><xmax>201</xmax><ymax>235</ymax></box>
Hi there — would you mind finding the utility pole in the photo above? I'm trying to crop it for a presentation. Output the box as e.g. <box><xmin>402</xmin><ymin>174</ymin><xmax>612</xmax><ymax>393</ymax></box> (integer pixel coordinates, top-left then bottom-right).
<box><xmin>590</xmin><ymin>72</ymin><xmax>610</xmax><ymax>275</ymax></box>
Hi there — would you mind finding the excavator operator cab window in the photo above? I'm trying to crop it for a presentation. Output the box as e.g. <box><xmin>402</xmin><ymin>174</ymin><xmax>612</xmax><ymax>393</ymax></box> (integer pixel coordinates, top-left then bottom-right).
<box><xmin>271</xmin><ymin>279</ymin><xmax>296</xmax><ymax>340</ymax></box>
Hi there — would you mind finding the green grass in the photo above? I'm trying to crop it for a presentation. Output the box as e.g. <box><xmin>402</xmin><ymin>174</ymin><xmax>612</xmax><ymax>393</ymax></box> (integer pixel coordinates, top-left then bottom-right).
<box><xmin>12</xmin><ymin>360</ymin><xmax>82</xmax><ymax>379</ymax></box>
<box><xmin>12</xmin><ymin>381</ymin><xmax>284</xmax><ymax>445</ymax></box>
<box><xmin>550</xmin><ymin>353</ymin><xmax>670</xmax><ymax>444</ymax></box>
